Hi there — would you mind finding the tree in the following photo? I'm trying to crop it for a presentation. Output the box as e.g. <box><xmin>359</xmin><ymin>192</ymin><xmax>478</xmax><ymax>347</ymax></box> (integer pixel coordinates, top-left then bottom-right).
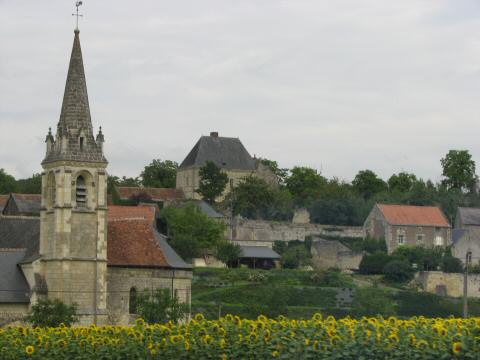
<box><xmin>26</xmin><ymin>299</ymin><xmax>77</xmax><ymax>327</ymax></box>
<box><xmin>383</xmin><ymin>260</ymin><xmax>414</xmax><ymax>283</ymax></box>
<box><xmin>359</xmin><ymin>252</ymin><xmax>391</xmax><ymax>274</ymax></box>
<box><xmin>141</xmin><ymin>159</ymin><xmax>178</xmax><ymax>188</ymax></box>
<box><xmin>216</xmin><ymin>241</ymin><xmax>242</xmax><ymax>267</ymax></box>
<box><xmin>16</xmin><ymin>173</ymin><xmax>42</xmax><ymax>194</ymax></box>
<box><xmin>352</xmin><ymin>170</ymin><xmax>387</xmax><ymax>199</ymax></box>
<box><xmin>259</xmin><ymin>158</ymin><xmax>288</xmax><ymax>185</ymax></box>
<box><xmin>388</xmin><ymin>172</ymin><xmax>417</xmax><ymax>193</ymax></box>
<box><xmin>196</xmin><ymin>161</ymin><xmax>228</xmax><ymax>204</ymax></box>
<box><xmin>136</xmin><ymin>288</ymin><xmax>188</xmax><ymax>323</ymax></box>
<box><xmin>352</xmin><ymin>286</ymin><xmax>397</xmax><ymax>317</ymax></box>
<box><xmin>162</xmin><ymin>203</ymin><xmax>226</xmax><ymax>260</ymax></box>
<box><xmin>108</xmin><ymin>175</ymin><xmax>141</xmax><ymax>194</ymax></box>
<box><xmin>441</xmin><ymin>150</ymin><xmax>477</xmax><ymax>192</ymax></box>
<box><xmin>280</xmin><ymin>244</ymin><xmax>312</xmax><ymax>269</ymax></box>
<box><xmin>285</xmin><ymin>167</ymin><xmax>326</xmax><ymax>205</ymax></box>
<box><xmin>0</xmin><ymin>168</ymin><xmax>17</xmax><ymax>194</ymax></box>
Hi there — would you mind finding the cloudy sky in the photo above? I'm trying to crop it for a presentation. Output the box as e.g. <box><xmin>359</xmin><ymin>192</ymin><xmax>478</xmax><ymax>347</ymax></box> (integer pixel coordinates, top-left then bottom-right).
<box><xmin>1</xmin><ymin>0</ymin><xmax>479</xmax><ymax>183</ymax></box>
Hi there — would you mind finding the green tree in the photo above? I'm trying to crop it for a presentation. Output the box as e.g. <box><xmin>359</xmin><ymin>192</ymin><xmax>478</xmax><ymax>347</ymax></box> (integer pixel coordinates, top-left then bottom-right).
<box><xmin>388</xmin><ymin>172</ymin><xmax>417</xmax><ymax>193</ymax></box>
<box><xmin>352</xmin><ymin>170</ymin><xmax>387</xmax><ymax>199</ymax></box>
<box><xmin>136</xmin><ymin>288</ymin><xmax>188</xmax><ymax>323</ymax></box>
<box><xmin>16</xmin><ymin>173</ymin><xmax>42</xmax><ymax>194</ymax></box>
<box><xmin>107</xmin><ymin>175</ymin><xmax>141</xmax><ymax>194</ymax></box>
<box><xmin>26</xmin><ymin>299</ymin><xmax>77</xmax><ymax>327</ymax></box>
<box><xmin>0</xmin><ymin>168</ymin><xmax>17</xmax><ymax>194</ymax></box>
<box><xmin>259</xmin><ymin>158</ymin><xmax>288</xmax><ymax>185</ymax></box>
<box><xmin>141</xmin><ymin>159</ymin><xmax>178</xmax><ymax>188</ymax></box>
<box><xmin>441</xmin><ymin>150</ymin><xmax>477</xmax><ymax>192</ymax></box>
<box><xmin>280</xmin><ymin>244</ymin><xmax>312</xmax><ymax>269</ymax></box>
<box><xmin>196</xmin><ymin>161</ymin><xmax>228</xmax><ymax>204</ymax></box>
<box><xmin>383</xmin><ymin>260</ymin><xmax>414</xmax><ymax>283</ymax></box>
<box><xmin>285</xmin><ymin>167</ymin><xmax>326</xmax><ymax>205</ymax></box>
<box><xmin>352</xmin><ymin>286</ymin><xmax>397</xmax><ymax>317</ymax></box>
<box><xmin>162</xmin><ymin>203</ymin><xmax>226</xmax><ymax>260</ymax></box>
<box><xmin>359</xmin><ymin>252</ymin><xmax>391</xmax><ymax>274</ymax></box>
<box><xmin>216</xmin><ymin>241</ymin><xmax>242</xmax><ymax>267</ymax></box>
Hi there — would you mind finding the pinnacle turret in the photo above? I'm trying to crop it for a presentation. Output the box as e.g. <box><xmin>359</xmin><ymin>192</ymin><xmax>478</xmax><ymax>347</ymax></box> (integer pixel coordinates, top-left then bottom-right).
<box><xmin>43</xmin><ymin>30</ymin><xmax>106</xmax><ymax>165</ymax></box>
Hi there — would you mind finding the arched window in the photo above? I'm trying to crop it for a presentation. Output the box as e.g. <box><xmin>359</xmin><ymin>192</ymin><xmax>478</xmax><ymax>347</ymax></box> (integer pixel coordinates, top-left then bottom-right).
<box><xmin>129</xmin><ymin>287</ymin><xmax>137</xmax><ymax>314</ymax></box>
<box><xmin>76</xmin><ymin>175</ymin><xmax>87</xmax><ymax>207</ymax></box>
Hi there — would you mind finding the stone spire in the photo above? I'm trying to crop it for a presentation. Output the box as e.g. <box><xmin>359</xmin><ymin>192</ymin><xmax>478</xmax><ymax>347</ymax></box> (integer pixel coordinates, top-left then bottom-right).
<box><xmin>43</xmin><ymin>29</ymin><xmax>107</xmax><ymax>165</ymax></box>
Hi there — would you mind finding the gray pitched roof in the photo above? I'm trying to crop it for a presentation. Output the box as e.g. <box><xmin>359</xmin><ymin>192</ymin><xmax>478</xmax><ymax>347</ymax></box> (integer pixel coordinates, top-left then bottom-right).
<box><xmin>0</xmin><ymin>217</ymin><xmax>40</xmax><ymax>262</ymax></box>
<box><xmin>240</xmin><ymin>246</ymin><xmax>280</xmax><ymax>259</ymax></box>
<box><xmin>0</xmin><ymin>250</ymin><xmax>30</xmax><ymax>303</ymax></box>
<box><xmin>452</xmin><ymin>228</ymin><xmax>467</xmax><ymax>244</ymax></box>
<box><xmin>458</xmin><ymin>207</ymin><xmax>480</xmax><ymax>226</ymax></box>
<box><xmin>154</xmin><ymin>231</ymin><xmax>192</xmax><ymax>270</ymax></box>
<box><xmin>179</xmin><ymin>133</ymin><xmax>256</xmax><ymax>170</ymax></box>
<box><xmin>3</xmin><ymin>194</ymin><xmax>41</xmax><ymax>216</ymax></box>
<box><xmin>43</xmin><ymin>30</ymin><xmax>106</xmax><ymax>165</ymax></box>
<box><xmin>194</xmin><ymin>201</ymin><xmax>225</xmax><ymax>218</ymax></box>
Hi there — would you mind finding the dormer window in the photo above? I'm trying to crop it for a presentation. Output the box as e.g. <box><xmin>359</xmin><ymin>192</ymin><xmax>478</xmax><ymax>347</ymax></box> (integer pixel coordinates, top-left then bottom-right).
<box><xmin>76</xmin><ymin>175</ymin><xmax>87</xmax><ymax>207</ymax></box>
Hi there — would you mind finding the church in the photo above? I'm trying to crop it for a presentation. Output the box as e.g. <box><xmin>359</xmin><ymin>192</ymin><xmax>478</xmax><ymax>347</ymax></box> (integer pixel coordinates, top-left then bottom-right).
<box><xmin>0</xmin><ymin>28</ymin><xmax>192</xmax><ymax>325</ymax></box>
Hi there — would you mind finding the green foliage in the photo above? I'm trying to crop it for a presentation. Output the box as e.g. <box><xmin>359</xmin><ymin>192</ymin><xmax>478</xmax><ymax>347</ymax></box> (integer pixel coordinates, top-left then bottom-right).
<box><xmin>196</xmin><ymin>161</ymin><xmax>229</xmax><ymax>204</ymax></box>
<box><xmin>383</xmin><ymin>260</ymin><xmax>414</xmax><ymax>283</ymax></box>
<box><xmin>309</xmin><ymin>193</ymin><xmax>366</xmax><ymax>226</ymax></box>
<box><xmin>231</xmin><ymin>176</ymin><xmax>293</xmax><ymax>221</ymax></box>
<box><xmin>352</xmin><ymin>286</ymin><xmax>397</xmax><ymax>317</ymax></box>
<box><xmin>107</xmin><ymin>175</ymin><xmax>141</xmax><ymax>194</ymax></box>
<box><xmin>0</xmin><ymin>168</ymin><xmax>17</xmax><ymax>194</ymax></box>
<box><xmin>162</xmin><ymin>203</ymin><xmax>226</xmax><ymax>260</ymax></box>
<box><xmin>352</xmin><ymin>169</ymin><xmax>387</xmax><ymax>199</ymax></box>
<box><xmin>309</xmin><ymin>268</ymin><xmax>352</xmax><ymax>287</ymax></box>
<box><xmin>26</xmin><ymin>298</ymin><xmax>77</xmax><ymax>327</ymax></box>
<box><xmin>136</xmin><ymin>288</ymin><xmax>188</xmax><ymax>323</ymax></box>
<box><xmin>442</xmin><ymin>253</ymin><xmax>464</xmax><ymax>273</ymax></box>
<box><xmin>388</xmin><ymin>172</ymin><xmax>417</xmax><ymax>193</ymax></box>
<box><xmin>16</xmin><ymin>173</ymin><xmax>41</xmax><ymax>194</ymax></box>
<box><xmin>359</xmin><ymin>252</ymin><xmax>391</xmax><ymax>275</ymax></box>
<box><xmin>216</xmin><ymin>241</ymin><xmax>242</xmax><ymax>267</ymax></box>
<box><xmin>259</xmin><ymin>158</ymin><xmax>288</xmax><ymax>185</ymax></box>
<box><xmin>280</xmin><ymin>244</ymin><xmax>312</xmax><ymax>269</ymax></box>
<box><xmin>391</xmin><ymin>245</ymin><xmax>443</xmax><ymax>271</ymax></box>
<box><xmin>140</xmin><ymin>159</ymin><xmax>178</xmax><ymax>188</ymax></box>
<box><xmin>285</xmin><ymin>167</ymin><xmax>326</xmax><ymax>206</ymax></box>
<box><xmin>441</xmin><ymin>149</ymin><xmax>477</xmax><ymax>192</ymax></box>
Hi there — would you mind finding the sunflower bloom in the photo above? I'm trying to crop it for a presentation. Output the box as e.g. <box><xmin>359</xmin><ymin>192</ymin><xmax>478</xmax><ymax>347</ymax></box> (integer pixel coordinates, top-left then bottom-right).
<box><xmin>25</xmin><ymin>345</ymin><xmax>34</xmax><ymax>356</ymax></box>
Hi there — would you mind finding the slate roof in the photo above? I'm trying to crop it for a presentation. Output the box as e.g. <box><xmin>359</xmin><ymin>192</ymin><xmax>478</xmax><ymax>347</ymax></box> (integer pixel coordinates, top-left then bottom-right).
<box><xmin>377</xmin><ymin>204</ymin><xmax>450</xmax><ymax>227</ymax></box>
<box><xmin>0</xmin><ymin>217</ymin><xmax>40</xmax><ymax>261</ymax></box>
<box><xmin>4</xmin><ymin>194</ymin><xmax>41</xmax><ymax>216</ymax></box>
<box><xmin>457</xmin><ymin>207</ymin><xmax>480</xmax><ymax>226</ymax></box>
<box><xmin>193</xmin><ymin>200</ymin><xmax>225</xmax><ymax>218</ymax></box>
<box><xmin>0</xmin><ymin>194</ymin><xmax>9</xmax><ymax>213</ymax></box>
<box><xmin>179</xmin><ymin>133</ymin><xmax>256</xmax><ymax>170</ymax></box>
<box><xmin>452</xmin><ymin>228</ymin><xmax>467</xmax><ymax>244</ymax></box>
<box><xmin>0</xmin><ymin>249</ymin><xmax>30</xmax><ymax>303</ymax></box>
<box><xmin>240</xmin><ymin>246</ymin><xmax>280</xmax><ymax>259</ymax></box>
<box><xmin>107</xmin><ymin>206</ymin><xmax>191</xmax><ymax>269</ymax></box>
<box><xmin>115</xmin><ymin>187</ymin><xmax>185</xmax><ymax>202</ymax></box>
<box><xmin>43</xmin><ymin>30</ymin><xmax>106</xmax><ymax>165</ymax></box>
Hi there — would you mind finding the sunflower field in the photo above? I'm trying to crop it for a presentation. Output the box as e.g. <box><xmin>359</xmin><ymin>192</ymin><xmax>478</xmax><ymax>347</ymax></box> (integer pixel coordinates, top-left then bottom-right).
<box><xmin>1</xmin><ymin>314</ymin><xmax>480</xmax><ymax>359</ymax></box>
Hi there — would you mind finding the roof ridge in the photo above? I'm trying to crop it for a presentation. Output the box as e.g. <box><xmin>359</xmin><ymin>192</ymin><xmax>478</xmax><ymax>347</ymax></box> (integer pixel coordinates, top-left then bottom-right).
<box><xmin>0</xmin><ymin>248</ymin><xmax>27</xmax><ymax>252</ymax></box>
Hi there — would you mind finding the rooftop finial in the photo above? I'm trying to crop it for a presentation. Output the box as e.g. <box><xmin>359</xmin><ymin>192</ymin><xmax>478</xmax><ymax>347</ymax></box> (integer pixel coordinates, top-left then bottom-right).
<box><xmin>72</xmin><ymin>1</ymin><xmax>83</xmax><ymax>31</ymax></box>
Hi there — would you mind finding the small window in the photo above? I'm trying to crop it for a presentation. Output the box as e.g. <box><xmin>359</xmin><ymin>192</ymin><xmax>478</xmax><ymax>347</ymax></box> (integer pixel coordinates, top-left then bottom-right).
<box><xmin>80</xmin><ymin>137</ymin><xmax>84</xmax><ymax>151</ymax></box>
<box><xmin>397</xmin><ymin>229</ymin><xmax>406</xmax><ymax>245</ymax></box>
<box><xmin>416</xmin><ymin>234</ymin><xmax>424</xmax><ymax>243</ymax></box>
<box><xmin>434</xmin><ymin>236</ymin><xmax>444</xmax><ymax>246</ymax></box>
<box><xmin>129</xmin><ymin>288</ymin><xmax>137</xmax><ymax>314</ymax></box>
<box><xmin>76</xmin><ymin>175</ymin><xmax>87</xmax><ymax>207</ymax></box>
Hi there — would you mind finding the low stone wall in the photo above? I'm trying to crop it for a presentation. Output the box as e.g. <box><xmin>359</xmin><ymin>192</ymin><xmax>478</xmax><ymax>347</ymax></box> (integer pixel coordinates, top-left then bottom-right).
<box><xmin>416</xmin><ymin>271</ymin><xmax>480</xmax><ymax>298</ymax></box>
<box><xmin>228</xmin><ymin>217</ymin><xmax>364</xmax><ymax>246</ymax></box>
<box><xmin>0</xmin><ymin>303</ymin><xmax>29</xmax><ymax>326</ymax></box>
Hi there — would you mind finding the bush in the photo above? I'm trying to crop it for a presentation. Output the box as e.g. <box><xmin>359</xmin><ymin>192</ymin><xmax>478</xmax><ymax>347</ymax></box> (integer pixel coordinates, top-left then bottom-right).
<box><xmin>281</xmin><ymin>245</ymin><xmax>312</xmax><ymax>269</ymax></box>
<box><xmin>309</xmin><ymin>268</ymin><xmax>351</xmax><ymax>287</ymax></box>
<box><xmin>216</xmin><ymin>241</ymin><xmax>242</xmax><ymax>267</ymax></box>
<box><xmin>359</xmin><ymin>252</ymin><xmax>391</xmax><ymax>274</ymax></box>
<box><xmin>383</xmin><ymin>260</ymin><xmax>414</xmax><ymax>283</ymax></box>
<box><xmin>26</xmin><ymin>298</ymin><xmax>77</xmax><ymax>327</ymax></box>
<box><xmin>352</xmin><ymin>286</ymin><xmax>397</xmax><ymax>317</ymax></box>
<box><xmin>442</xmin><ymin>255</ymin><xmax>464</xmax><ymax>273</ymax></box>
<box><xmin>136</xmin><ymin>288</ymin><xmax>188</xmax><ymax>323</ymax></box>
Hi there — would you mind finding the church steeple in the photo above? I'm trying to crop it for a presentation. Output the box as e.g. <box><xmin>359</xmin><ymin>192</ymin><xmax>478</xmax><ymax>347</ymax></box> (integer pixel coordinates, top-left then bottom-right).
<box><xmin>43</xmin><ymin>29</ymin><xmax>106</xmax><ymax>165</ymax></box>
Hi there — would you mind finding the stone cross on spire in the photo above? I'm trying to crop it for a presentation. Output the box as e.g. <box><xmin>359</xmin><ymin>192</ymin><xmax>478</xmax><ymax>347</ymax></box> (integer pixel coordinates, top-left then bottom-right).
<box><xmin>42</xmin><ymin>26</ymin><xmax>107</xmax><ymax>165</ymax></box>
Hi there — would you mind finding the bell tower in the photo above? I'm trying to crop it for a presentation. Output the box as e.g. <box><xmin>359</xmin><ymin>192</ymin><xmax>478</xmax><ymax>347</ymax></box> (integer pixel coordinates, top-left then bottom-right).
<box><xmin>39</xmin><ymin>27</ymin><xmax>108</xmax><ymax>324</ymax></box>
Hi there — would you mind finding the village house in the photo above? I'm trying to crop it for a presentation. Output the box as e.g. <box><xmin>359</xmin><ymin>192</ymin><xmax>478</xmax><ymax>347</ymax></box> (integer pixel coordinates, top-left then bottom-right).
<box><xmin>364</xmin><ymin>204</ymin><xmax>451</xmax><ymax>254</ymax></box>
<box><xmin>451</xmin><ymin>207</ymin><xmax>480</xmax><ymax>265</ymax></box>
<box><xmin>0</xmin><ymin>28</ymin><xmax>191</xmax><ymax>325</ymax></box>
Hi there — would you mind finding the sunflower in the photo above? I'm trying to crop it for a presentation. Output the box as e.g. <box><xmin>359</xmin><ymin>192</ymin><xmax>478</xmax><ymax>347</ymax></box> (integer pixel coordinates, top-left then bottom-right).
<box><xmin>452</xmin><ymin>342</ymin><xmax>462</xmax><ymax>355</ymax></box>
<box><xmin>272</xmin><ymin>350</ymin><xmax>280</xmax><ymax>357</ymax></box>
<box><xmin>25</xmin><ymin>345</ymin><xmax>34</xmax><ymax>356</ymax></box>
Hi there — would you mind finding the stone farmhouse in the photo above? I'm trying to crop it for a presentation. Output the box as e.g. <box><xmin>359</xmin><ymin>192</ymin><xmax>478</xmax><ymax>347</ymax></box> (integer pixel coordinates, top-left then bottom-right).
<box><xmin>452</xmin><ymin>207</ymin><xmax>480</xmax><ymax>265</ymax></box>
<box><xmin>0</xmin><ymin>29</ymin><xmax>192</xmax><ymax>325</ymax></box>
<box><xmin>364</xmin><ymin>204</ymin><xmax>451</xmax><ymax>254</ymax></box>
<box><xmin>176</xmin><ymin>132</ymin><xmax>277</xmax><ymax>200</ymax></box>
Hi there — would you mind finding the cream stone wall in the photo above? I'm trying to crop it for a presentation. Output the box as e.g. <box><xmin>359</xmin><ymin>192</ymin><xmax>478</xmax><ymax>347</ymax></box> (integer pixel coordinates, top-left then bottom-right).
<box><xmin>0</xmin><ymin>304</ymin><xmax>29</xmax><ymax>325</ymax></box>
<box><xmin>106</xmin><ymin>267</ymin><xmax>192</xmax><ymax>325</ymax></box>
<box><xmin>416</xmin><ymin>271</ymin><xmax>480</xmax><ymax>298</ymax></box>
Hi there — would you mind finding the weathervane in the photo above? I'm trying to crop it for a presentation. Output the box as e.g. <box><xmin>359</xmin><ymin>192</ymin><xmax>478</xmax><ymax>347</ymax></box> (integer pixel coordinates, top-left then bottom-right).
<box><xmin>72</xmin><ymin>1</ymin><xmax>83</xmax><ymax>30</ymax></box>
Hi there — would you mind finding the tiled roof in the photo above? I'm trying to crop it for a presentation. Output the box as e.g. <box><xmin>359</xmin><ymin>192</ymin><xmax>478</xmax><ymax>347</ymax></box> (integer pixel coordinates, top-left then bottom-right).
<box><xmin>107</xmin><ymin>205</ymin><xmax>191</xmax><ymax>269</ymax></box>
<box><xmin>179</xmin><ymin>133</ymin><xmax>256</xmax><ymax>170</ymax></box>
<box><xmin>0</xmin><ymin>249</ymin><xmax>30</xmax><ymax>303</ymax></box>
<box><xmin>0</xmin><ymin>194</ymin><xmax>9</xmax><ymax>212</ymax></box>
<box><xmin>457</xmin><ymin>207</ymin><xmax>480</xmax><ymax>226</ymax></box>
<box><xmin>9</xmin><ymin>194</ymin><xmax>42</xmax><ymax>215</ymax></box>
<box><xmin>378</xmin><ymin>204</ymin><xmax>450</xmax><ymax>227</ymax></box>
<box><xmin>115</xmin><ymin>187</ymin><xmax>185</xmax><ymax>202</ymax></box>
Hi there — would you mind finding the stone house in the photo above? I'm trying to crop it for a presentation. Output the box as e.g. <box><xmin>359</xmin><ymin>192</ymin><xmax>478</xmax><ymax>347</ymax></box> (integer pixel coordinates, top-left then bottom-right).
<box><xmin>455</xmin><ymin>207</ymin><xmax>480</xmax><ymax>230</ymax></box>
<box><xmin>113</xmin><ymin>186</ymin><xmax>185</xmax><ymax>208</ymax></box>
<box><xmin>0</xmin><ymin>28</ymin><xmax>191</xmax><ymax>325</ymax></box>
<box><xmin>364</xmin><ymin>204</ymin><xmax>451</xmax><ymax>254</ymax></box>
<box><xmin>176</xmin><ymin>132</ymin><xmax>277</xmax><ymax>200</ymax></box>
<box><xmin>2</xmin><ymin>194</ymin><xmax>41</xmax><ymax>216</ymax></box>
<box><xmin>310</xmin><ymin>238</ymin><xmax>363</xmax><ymax>271</ymax></box>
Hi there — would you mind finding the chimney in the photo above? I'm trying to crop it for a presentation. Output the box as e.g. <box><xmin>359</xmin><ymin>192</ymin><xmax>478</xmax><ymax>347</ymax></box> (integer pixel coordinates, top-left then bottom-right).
<box><xmin>210</xmin><ymin>131</ymin><xmax>219</xmax><ymax>138</ymax></box>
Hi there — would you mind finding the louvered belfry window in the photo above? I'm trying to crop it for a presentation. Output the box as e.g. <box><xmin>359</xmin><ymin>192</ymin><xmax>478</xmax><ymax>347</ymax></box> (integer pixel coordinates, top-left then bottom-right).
<box><xmin>76</xmin><ymin>175</ymin><xmax>87</xmax><ymax>207</ymax></box>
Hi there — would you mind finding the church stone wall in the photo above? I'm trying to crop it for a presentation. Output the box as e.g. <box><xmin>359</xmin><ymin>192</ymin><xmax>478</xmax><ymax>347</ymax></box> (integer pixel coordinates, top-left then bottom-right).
<box><xmin>0</xmin><ymin>304</ymin><xmax>29</xmax><ymax>325</ymax></box>
<box><xmin>107</xmin><ymin>267</ymin><xmax>192</xmax><ymax>325</ymax></box>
